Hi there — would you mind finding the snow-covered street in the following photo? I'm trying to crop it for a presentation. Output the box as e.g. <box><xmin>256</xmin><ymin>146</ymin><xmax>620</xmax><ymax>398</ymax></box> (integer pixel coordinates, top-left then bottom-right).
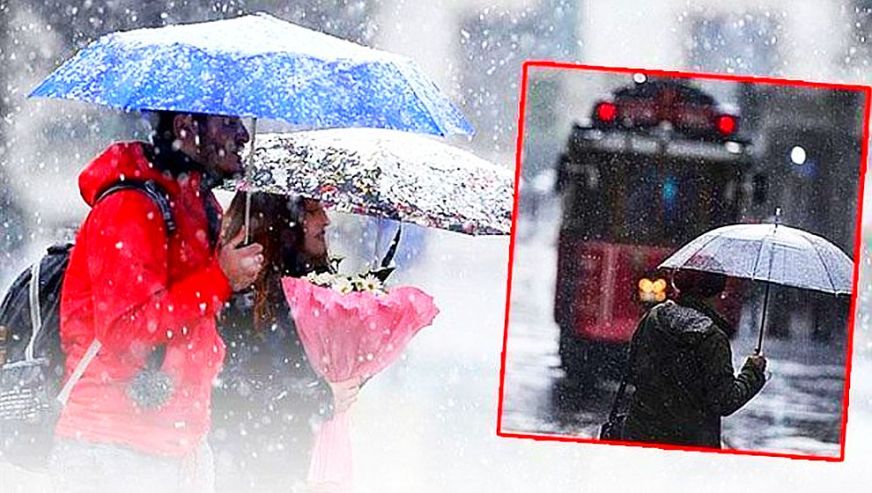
<box><xmin>502</xmin><ymin>202</ymin><xmax>846</xmax><ymax>457</ymax></box>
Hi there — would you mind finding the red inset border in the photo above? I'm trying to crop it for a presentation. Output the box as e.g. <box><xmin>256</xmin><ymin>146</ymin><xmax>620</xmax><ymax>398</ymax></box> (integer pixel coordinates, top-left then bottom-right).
<box><xmin>496</xmin><ymin>61</ymin><xmax>872</xmax><ymax>462</ymax></box>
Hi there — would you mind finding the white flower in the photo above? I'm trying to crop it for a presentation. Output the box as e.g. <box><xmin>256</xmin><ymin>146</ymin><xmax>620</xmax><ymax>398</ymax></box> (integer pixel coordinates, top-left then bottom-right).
<box><xmin>361</xmin><ymin>274</ymin><xmax>383</xmax><ymax>293</ymax></box>
<box><xmin>349</xmin><ymin>275</ymin><xmax>365</xmax><ymax>291</ymax></box>
<box><xmin>332</xmin><ymin>277</ymin><xmax>354</xmax><ymax>294</ymax></box>
<box><xmin>308</xmin><ymin>270</ymin><xmax>388</xmax><ymax>295</ymax></box>
<box><xmin>313</xmin><ymin>272</ymin><xmax>335</xmax><ymax>287</ymax></box>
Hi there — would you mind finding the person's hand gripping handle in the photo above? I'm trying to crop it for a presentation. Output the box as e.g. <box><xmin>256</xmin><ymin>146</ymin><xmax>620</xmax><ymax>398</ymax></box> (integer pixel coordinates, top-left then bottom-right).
<box><xmin>218</xmin><ymin>226</ymin><xmax>264</xmax><ymax>292</ymax></box>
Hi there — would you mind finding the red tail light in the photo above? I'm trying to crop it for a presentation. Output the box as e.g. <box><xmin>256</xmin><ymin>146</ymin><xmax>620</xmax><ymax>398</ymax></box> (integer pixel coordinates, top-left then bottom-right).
<box><xmin>596</xmin><ymin>102</ymin><xmax>618</xmax><ymax>123</ymax></box>
<box><xmin>716</xmin><ymin>114</ymin><xmax>737</xmax><ymax>136</ymax></box>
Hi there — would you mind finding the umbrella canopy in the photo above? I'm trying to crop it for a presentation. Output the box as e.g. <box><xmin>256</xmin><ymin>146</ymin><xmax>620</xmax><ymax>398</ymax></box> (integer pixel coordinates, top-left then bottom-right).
<box><xmin>29</xmin><ymin>13</ymin><xmax>473</xmax><ymax>137</ymax></box>
<box><xmin>658</xmin><ymin>223</ymin><xmax>854</xmax><ymax>295</ymax></box>
<box><xmin>224</xmin><ymin>129</ymin><xmax>513</xmax><ymax>235</ymax></box>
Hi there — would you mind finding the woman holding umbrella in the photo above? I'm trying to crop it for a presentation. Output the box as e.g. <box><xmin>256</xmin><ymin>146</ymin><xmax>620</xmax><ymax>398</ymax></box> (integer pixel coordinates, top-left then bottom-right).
<box><xmin>211</xmin><ymin>192</ymin><xmax>361</xmax><ymax>493</ymax></box>
<box><xmin>624</xmin><ymin>265</ymin><xmax>767</xmax><ymax>449</ymax></box>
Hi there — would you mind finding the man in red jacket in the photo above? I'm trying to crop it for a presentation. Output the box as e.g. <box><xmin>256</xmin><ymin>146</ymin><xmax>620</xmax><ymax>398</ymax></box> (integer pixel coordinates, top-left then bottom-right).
<box><xmin>49</xmin><ymin>112</ymin><xmax>264</xmax><ymax>493</ymax></box>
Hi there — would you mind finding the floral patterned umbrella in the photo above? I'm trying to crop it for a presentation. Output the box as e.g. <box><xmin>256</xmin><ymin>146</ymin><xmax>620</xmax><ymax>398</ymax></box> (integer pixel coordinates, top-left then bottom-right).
<box><xmin>225</xmin><ymin>128</ymin><xmax>514</xmax><ymax>235</ymax></box>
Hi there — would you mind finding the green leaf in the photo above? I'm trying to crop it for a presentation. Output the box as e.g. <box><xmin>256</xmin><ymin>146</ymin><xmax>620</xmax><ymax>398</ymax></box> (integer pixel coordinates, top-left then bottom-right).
<box><xmin>370</xmin><ymin>267</ymin><xmax>395</xmax><ymax>283</ymax></box>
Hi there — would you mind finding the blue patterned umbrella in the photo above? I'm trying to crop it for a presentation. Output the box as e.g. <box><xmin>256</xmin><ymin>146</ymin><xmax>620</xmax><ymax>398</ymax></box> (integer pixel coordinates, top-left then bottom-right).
<box><xmin>29</xmin><ymin>13</ymin><xmax>473</xmax><ymax>137</ymax></box>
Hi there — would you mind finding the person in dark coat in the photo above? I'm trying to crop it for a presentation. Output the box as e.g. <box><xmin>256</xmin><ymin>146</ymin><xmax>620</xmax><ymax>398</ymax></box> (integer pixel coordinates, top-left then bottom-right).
<box><xmin>624</xmin><ymin>267</ymin><xmax>767</xmax><ymax>449</ymax></box>
<box><xmin>210</xmin><ymin>192</ymin><xmax>361</xmax><ymax>493</ymax></box>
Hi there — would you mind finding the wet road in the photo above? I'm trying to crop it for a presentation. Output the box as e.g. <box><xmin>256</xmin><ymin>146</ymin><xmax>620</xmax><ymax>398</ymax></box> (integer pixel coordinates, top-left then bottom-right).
<box><xmin>502</xmin><ymin>207</ymin><xmax>846</xmax><ymax>457</ymax></box>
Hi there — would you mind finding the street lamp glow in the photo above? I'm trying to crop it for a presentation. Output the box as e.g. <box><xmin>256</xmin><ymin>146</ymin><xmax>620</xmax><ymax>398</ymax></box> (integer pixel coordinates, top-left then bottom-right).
<box><xmin>790</xmin><ymin>145</ymin><xmax>807</xmax><ymax>165</ymax></box>
<box><xmin>725</xmin><ymin>141</ymin><xmax>742</xmax><ymax>154</ymax></box>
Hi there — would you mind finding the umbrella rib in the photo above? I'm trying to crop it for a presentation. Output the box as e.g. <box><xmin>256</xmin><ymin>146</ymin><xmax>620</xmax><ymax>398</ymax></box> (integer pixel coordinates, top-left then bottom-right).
<box><xmin>666</xmin><ymin>231</ymin><xmax>720</xmax><ymax>271</ymax></box>
<box><xmin>385</xmin><ymin>61</ymin><xmax>447</xmax><ymax>136</ymax></box>
<box><xmin>807</xmin><ymin>236</ymin><xmax>839</xmax><ymax>294</ymax></box>
<box><xmin>749</xmin><ymin>225</ymin><xmax>772</xmax><ymax>281</ymax></box>
<box><xmin>699</xmin><ymin>232</ymin><xmax>732</xmax><ymax>274</ymax></box>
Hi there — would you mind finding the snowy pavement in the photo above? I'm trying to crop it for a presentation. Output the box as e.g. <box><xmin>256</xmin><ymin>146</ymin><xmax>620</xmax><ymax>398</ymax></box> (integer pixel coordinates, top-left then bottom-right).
<box><xmin>3</xmin><ymin>213</ymin><xmax>872</xmax><ymax>491</ymax></box>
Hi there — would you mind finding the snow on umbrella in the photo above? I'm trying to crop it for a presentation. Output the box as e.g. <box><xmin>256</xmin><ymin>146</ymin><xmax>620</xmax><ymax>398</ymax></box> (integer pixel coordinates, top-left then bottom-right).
<box><xmin>659</xmin><ymin>218</ymin><xmax>854</xmax><ymax>352</ymax></box>
<box><xmin>225</xmin><ymin>128</ymin><xmax>514</xmax><ymax>235</ymax></box>
<box><xmin>659</xmin><ymin>223</ymin><xmax>853</xmax><ymax>294</ymax></box>
<box><xmin>28</xmin><ymin>13</ymin><xmax>473</xmax><ymax>137</ymax></box>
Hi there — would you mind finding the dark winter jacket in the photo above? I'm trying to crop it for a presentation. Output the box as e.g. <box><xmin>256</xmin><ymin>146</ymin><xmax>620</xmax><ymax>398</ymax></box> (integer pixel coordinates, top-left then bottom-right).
<box><xmin>57</xmin><ymin>142</ymin><xmax>232</xmax><ymax>456</ymax></box>
<box><xmin>624</xmin><ymin>297</ymin><xmax>765</xmax><ymax>448</ymax></box>
<box><xmin>210</xmin><ymin>284</ymin><xmax>333</xmax><ymax>492</ymax></box>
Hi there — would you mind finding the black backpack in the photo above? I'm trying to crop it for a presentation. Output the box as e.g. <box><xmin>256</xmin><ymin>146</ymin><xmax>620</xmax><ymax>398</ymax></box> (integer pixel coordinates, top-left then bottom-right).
<box><xmin>0</xmin><ymin>180</ymin><xmax>175</xmax><ymax>470</ymax></box>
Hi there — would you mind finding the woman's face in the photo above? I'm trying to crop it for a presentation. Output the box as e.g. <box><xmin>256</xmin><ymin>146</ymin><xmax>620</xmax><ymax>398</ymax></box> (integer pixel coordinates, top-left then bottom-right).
<box><xmin>301</xmin><ymin>199</ymin><xmax>330</xmax><ymax>258</ymax></box>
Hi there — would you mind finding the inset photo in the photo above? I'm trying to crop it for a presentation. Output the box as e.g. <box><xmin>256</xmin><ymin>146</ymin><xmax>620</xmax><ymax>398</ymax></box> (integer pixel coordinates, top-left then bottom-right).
<box><xmin>498</xmin><ymin>63</ymin><xmax>870</xmax><ymax>461</ymax></box>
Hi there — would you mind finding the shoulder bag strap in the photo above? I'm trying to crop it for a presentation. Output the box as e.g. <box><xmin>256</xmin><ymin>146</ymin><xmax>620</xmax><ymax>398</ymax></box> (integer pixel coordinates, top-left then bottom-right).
<box><xmin>56</xmin><ymin>340</ymin><xmax>101</xmax><ymax>406</ymax></box>
<box><xmin>607</xmin><ymin>310</ymin><xmax>650</xmax><ymax>422</ymax></box>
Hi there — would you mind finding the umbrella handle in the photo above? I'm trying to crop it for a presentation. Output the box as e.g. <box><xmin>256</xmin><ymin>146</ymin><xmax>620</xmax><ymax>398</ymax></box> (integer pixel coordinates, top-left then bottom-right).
<box><xmin>380</xmin><ymin>224</ymin><xmax>403</xmax><ymax>269</ymax></box>
<box><xmin>372</xmin><ymin>218</ymin><xmax>402</xmax><ymax>269</ymax></box>
<box><xmin>754</xmin><ymin>281</ymin><xmax>771</xmax><ymax>355</ymax></box>
<box><xmin>754</xmin><ymin>227</ymin><xmax>777</xmax><ymax>355</ymax></box>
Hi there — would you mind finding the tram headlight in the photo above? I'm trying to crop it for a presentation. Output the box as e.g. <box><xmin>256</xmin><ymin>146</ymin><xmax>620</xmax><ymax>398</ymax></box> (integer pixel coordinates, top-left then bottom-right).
<box><xmin>639</xmin><ymin>277</ymin><xmax>668</xmax><ymax>303</ymax></box>
<box><xmin>638</xmin><ymin>278</ymin><xmax>653</xmax><ymax>292</ymax></box>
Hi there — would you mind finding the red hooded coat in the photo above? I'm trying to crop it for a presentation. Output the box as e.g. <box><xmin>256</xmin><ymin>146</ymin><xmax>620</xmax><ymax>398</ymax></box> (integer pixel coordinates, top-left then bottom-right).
<box><xmin>56</xmin><ymin>142</ymin><xmax>232</xmax><ymax>456</ymax></box>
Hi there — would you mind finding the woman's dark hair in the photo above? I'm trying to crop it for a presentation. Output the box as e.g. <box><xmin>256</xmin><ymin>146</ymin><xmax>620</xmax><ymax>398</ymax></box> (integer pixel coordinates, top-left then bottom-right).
<box><xmin>223</xmin><ymin>191</ymin><xmax>330</xmax><ymax>328</ymax></box>
<box><xmin>672</xmin><ymin>268</ymin><xmax>727</xmax><ymax>299</ymax></box>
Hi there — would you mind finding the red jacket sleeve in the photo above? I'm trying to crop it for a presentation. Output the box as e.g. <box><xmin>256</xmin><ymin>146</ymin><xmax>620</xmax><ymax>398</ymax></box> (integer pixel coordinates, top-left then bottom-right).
<box><xmin>84</xmin><ymin>191</ymin><xmax>232</xmax><ymax>355</ymax></box>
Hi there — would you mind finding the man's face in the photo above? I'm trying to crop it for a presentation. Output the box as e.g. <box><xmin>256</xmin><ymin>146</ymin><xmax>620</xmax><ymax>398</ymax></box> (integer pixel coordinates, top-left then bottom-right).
<box><xmin>301</xmin><ymin>199</ymin><xmax>330</xmax><ymax>258</ymax></box>
<box><xmin>195</xmin><ymin>115</ymin><xmax>250</xmax><ymax>179</ymax></box>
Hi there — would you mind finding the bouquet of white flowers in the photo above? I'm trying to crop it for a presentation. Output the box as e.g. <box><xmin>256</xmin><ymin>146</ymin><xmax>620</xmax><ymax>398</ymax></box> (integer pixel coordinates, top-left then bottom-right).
<box><xmin>283</xmin><ymin>256</ymin><xmax>438</xmax><ymax>491</ymax></box>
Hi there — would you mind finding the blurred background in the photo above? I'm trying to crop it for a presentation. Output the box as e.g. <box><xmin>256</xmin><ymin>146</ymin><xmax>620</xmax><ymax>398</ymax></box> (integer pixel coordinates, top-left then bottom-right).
<box><xmin>2</xmin><ymin>0</ymin><xmax>872</xmax><ymax>491</ymax></box>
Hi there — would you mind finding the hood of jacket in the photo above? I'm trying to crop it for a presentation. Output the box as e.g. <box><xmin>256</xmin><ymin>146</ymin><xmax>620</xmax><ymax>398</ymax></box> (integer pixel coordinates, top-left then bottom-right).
<box><xmin>78</xmin><ymin>141</ymin><xmax>204</xmax><ymax>206</ymax></box>
<box><xmin>648</xmin><ymin>298</ymin><xmax>720</xmax><ymax>348</ymax></box>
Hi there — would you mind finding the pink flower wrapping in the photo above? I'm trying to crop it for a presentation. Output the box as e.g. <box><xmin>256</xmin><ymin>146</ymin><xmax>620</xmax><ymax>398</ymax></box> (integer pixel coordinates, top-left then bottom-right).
<box><xmin>281</xmin><ymin>276</ymin><xmax>440</xmax><ymax>488</ymax></box>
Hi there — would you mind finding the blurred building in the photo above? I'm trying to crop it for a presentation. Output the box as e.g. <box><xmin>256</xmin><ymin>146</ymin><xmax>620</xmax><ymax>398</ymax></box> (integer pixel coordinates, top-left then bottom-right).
<box><xmin>570</xmin><ymin>1</ymin><xmax>867</xmax><ymax>342</ymax></box>
<box><xmin>575</xmin><ymin>1</ymin><xmax>864</xmax><ymax>248</ymax></box>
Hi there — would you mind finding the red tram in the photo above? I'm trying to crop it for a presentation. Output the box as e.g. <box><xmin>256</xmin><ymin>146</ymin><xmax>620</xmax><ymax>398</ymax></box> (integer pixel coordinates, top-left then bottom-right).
<box><xmin>554</xmin><ymin>78</ymin><xmax>755</xmax><ymax>381</ymax></box>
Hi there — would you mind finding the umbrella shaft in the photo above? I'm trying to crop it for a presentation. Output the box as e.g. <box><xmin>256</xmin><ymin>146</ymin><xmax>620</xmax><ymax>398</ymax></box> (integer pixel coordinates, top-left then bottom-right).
<box><xmin>243</xmin><ymin>118</ymin><xmax>258</xmax><ymax>245</ymax></box>
<box><xmin>373</xmin><ymin>217</ymin><xmax>383</xmax><ymax>267</ymax></box>
<box><xmin>755</xmin><ymin>282</ymin><xmax>771</xmax><ymax>354</ymax></box>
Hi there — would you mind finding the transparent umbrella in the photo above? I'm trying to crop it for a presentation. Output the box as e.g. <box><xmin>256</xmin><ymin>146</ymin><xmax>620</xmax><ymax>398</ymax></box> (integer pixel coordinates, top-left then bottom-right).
<box><xmin>659</xmin><ymin>211</ymin><xmax>854</xmax><ymax>353</ymax></box>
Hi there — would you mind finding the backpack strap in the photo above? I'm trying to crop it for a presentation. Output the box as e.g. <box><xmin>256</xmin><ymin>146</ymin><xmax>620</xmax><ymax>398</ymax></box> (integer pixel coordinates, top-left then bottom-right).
<box><xmin>7</xmin><ymin>244</ymin><xmax>72</xmax><ymax>366</ymax></box>
<box><xmin>25</xmin><ymin>261</ymin><xmax>42</xmax><ymax>362</ymax></box>
<box><xmin>96</xmin><ymin>180</ymin><xmax>176</xmax><ymax>234</ymax></box>
<box><xmin>56</xmin><ymin>339</ymin><xmax>101</xmax><ymax>406</ymax></box>
<box><xmin>55</xmin><ymin>180</ymin><xmax>176</xmax><ymax>406</ymax></box>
